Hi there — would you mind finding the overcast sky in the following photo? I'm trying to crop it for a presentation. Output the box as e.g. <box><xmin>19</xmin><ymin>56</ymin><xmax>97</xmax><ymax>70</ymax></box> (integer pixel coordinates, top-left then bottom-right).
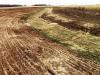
<box><xmin>0</xmin><ymin>0</ymin><xmax>100</xmax><ymax>5</ymax></box>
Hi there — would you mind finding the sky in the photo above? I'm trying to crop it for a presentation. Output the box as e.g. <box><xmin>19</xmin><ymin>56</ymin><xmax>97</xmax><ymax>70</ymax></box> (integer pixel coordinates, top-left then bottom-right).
<box><xmin>0</xmin><ymin>0</ymin><xmax>100</xmax><ymax>5</ymax></box>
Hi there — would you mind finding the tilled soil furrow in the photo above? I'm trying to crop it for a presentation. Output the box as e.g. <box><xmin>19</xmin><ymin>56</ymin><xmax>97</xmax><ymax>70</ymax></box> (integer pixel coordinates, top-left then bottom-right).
<box><xmin>14</xmin><ymin>37</ymin><xmax>49</xmax><ymax>74</ymax></box>
<box><xmin>0</xmin><ymin>59</ymin><xmax>6</xmax><ymax>75</ymax></box>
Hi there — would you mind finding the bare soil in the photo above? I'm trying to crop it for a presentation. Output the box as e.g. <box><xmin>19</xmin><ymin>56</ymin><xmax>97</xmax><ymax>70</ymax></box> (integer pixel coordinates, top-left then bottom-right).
<box><xmin>0</xmin><ymin>7</ymin><xmax>100</xmax><ymax>75</ymax></box>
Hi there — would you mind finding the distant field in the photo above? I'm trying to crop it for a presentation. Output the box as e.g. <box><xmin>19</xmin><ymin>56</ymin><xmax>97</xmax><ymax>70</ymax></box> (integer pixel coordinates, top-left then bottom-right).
<box><xmin>0</xmin><ymin>4</ymin><xmax>22</xmax><ymax>7</ymax></box>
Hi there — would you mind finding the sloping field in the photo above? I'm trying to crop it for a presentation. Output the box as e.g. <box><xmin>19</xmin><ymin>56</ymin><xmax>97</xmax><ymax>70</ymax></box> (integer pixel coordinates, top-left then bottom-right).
<box><xmin>0</xmin><ymin>7</ymin><xmax>100</xmax><ymax>75</ymax></box>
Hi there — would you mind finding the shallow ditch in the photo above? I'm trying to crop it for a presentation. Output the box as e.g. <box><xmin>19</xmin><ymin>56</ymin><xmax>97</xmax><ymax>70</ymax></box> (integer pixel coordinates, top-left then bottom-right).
<box><xmin>41</xmin><ymin>13</ymin><xmax>100</xmax><ymax>36</ymax></box>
